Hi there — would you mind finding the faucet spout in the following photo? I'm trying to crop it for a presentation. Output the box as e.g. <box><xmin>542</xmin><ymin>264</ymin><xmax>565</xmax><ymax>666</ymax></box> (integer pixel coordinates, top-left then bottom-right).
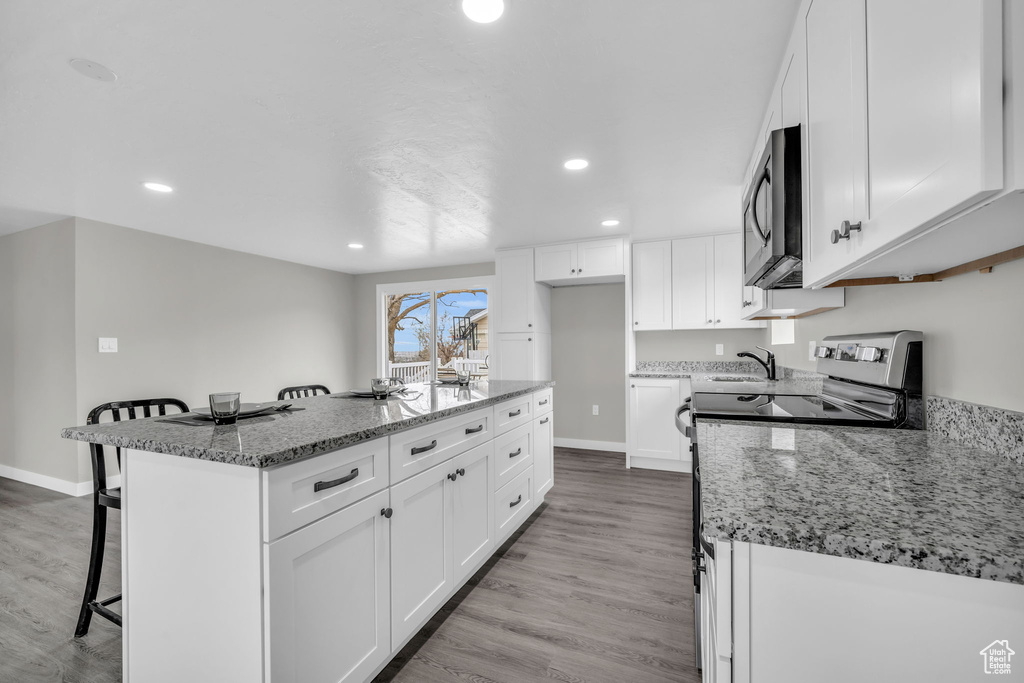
<box><xmin>736</xmin><ymin>346</ymin><xmax>777</xmax><ymax>381</ymax></box>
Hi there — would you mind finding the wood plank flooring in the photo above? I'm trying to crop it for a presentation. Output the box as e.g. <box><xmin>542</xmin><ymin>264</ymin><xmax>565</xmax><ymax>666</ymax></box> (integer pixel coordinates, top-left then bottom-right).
<box><xmin>0</xmin><ymin>448</ymin><xmax>697</xmax><ymax>683</ymax></box>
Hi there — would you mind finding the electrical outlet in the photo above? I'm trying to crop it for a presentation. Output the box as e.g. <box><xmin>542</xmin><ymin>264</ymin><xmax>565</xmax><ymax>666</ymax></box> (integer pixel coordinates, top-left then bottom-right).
<box><xmin>98</xmin><ymin>337</ymin><xmax>118</xmax><ymax>353</ymax></box>
<box><xmin>592</xmin><ymin>405</ymin><xmax>599</xmax><ymax>416</ymax></box>
<box><xmin>808</xmin><ymin>340</ymin><xmax>816</xmax><ymax>361</ymax></box>
<box><xmin>715</xmin><ymin>344</ymin><xmax>724</xmax><ymax>356</ymax></box>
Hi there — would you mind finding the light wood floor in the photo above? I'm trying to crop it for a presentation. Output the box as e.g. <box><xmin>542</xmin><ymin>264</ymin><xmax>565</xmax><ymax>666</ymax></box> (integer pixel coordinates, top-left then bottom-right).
<box><xmin>0</xmin><ymin>448</ymin><xmax>697</xmax><ymax>683</ymax></box>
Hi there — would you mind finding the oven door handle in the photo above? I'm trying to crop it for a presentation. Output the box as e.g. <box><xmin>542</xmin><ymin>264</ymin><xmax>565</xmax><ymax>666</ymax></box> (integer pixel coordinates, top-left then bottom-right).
<box><xmin>676</xmin><ymin>403</ymin><xmax>692</xmax><ymax>439</ymax></box>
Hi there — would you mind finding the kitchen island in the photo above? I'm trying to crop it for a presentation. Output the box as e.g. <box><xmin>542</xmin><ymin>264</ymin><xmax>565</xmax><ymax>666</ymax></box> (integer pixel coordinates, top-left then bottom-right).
<box><xmin>695</xmin><ymin>419</ymin><xmax>1024</xmax><ymax>683</ymax></box>
<box><xmin>62</xmin><ymin>380</ymin><xmax>556</xmax><ymax>683</ymax></box>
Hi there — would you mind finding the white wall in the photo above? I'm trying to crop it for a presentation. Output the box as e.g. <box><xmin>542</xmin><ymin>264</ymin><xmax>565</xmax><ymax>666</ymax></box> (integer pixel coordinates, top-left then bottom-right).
<box><xmin>0</xmin><ymin>220</ymin><xmax>80</xmax><ymax>485</ymax></box>
<box><xmin>762</xmin><ymin>257</ymin><xmax>1024</xmax><ymax>413</ymax></box>
<box><xmin>635</xmin><ymin>328</ymin><xmax>765</xmax><ymax>362</ymax></box>
<box><xmin>551</xmin><ymin>284</ymin><xmax>626</xmax><ymax>444</ymax></box>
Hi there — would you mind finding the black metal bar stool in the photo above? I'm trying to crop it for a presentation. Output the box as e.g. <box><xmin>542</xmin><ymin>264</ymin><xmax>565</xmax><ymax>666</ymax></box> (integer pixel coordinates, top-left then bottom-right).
<box><xmin>277</xmin><ymin>384</ymin><xmax>330</xmax><ymax>400</ymax></box>
<box><xmin>74</xmin><ymin>397</ymin><xmax>189</xmax><ymax>638</ymax></box>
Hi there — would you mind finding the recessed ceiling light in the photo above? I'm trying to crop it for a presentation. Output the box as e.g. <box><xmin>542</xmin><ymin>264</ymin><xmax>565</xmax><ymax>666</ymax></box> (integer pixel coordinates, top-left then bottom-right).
<box><xmin>142</xmin><ymin>182</ymin><xmax>173</xmax><ymax>193</ymax></box>
<box><xmin>462</xmin><ymin>0</ymin><xmax>504</xmax><ymax>23</ymax></box>
<box><xmin>348</xmin><ymin>243</ymin><xmax>364</xmax><ymax>249</ymax></box>
<box><xmin>69</xmin><ymin>58</ymin><xmax>118</xmax><ymax>82</ymax></box>
<box><xmin>601</xmin><ymin>219</ymin><xmax>621</xmax><ymax>227</ymax></box>
<box><xmin>564</xmin><ymin>158</ymin><xmax>589</xmax><ymax>171</ymax></box>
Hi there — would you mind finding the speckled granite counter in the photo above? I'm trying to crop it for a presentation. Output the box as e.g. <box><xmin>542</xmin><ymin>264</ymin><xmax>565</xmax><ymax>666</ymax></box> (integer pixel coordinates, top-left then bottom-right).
<box><xmin>630</xmin><ymin>360</ymin><xmax>824</xmax><ymax>396</ymax></box>
<box><xmin>696</xmin><ymin>419</ymin><xmax>1024</xmax><ymax>585</ymax></box>
<box><xmin>62</xmin><ymin>380</ymin><xmax>553</xmax><ymax>468</ymax></box>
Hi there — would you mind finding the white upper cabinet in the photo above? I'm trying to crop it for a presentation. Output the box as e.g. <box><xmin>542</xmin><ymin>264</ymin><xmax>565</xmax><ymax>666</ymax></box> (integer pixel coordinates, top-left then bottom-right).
<box><xmin>495</xmin><ymin>248</ymin><xmax>551</xmax><ymax>334</ymax></box>
<box><xmin>534</xmin><ymin>238</ymin><xmax>626</xmax><ymax>286</ymax></box>
<box><xmin>802</xmin><ymin>0</ymin><xmax>1004</xmax><ymax>287</ymax></box>
<box><xmin>670</xmin><ymin>235</ymin><xmax>764</xmax><ymax>330</ymax></box>
<box><xmin>631</xmin><ymin>241</ymin><xmax>673</xmax><ymax>330</ymax></box>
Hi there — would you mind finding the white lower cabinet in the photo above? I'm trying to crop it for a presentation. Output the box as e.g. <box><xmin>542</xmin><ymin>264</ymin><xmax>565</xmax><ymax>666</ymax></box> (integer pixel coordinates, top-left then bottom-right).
<box><xmin>451</xmin><ymin>443</ymin><xmax>495</xmax><ymax>584</ymax></box>
<box><xmin>628</xmin><ymin>377</ymin><xmax>692</xmax><ymax>473</ymax></box>
<box><xmin>495</xmin><ymin>466</ymin><xmax>534</xmax><ymax>543</ymax></box>
<box><xmin>533</xmin><ymin>413</ymin><xmax>554</xmax><ymax>499</ymax></box>
<box><xmin>266</xmin><ymin>489</ymin><xmax>392</xmax><ymax>683</ymax></box>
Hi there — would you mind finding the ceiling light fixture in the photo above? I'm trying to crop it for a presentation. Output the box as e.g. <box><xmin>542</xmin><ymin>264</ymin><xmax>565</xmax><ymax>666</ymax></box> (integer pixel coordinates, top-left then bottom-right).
<box><xmin>348</xmin><ymin>243</ymin><xmax>364</xmax><ymax>249</ymax></box>
<box><xmin>462</xmin><ymin>0</ymin><xmax>504</xmax><ymax>23</ymax></box>
<box><xmin>142</xmin><ymin>182</ymin><xmax>173</xmax><ymax>193</ymax></box>
<box><xmin>601</xmin><ymin>219</ymin><xmax>621</xmax><ymax>227</ymax></box>
<box><xmin>564</xmin><ymin>158</ymin><xmax>589</xmax><ymax>171</ymax></box>
<box><xmin>69</xmin><ymin>58</ymin><xmax>118</xmax><ymax>82</ymax></box>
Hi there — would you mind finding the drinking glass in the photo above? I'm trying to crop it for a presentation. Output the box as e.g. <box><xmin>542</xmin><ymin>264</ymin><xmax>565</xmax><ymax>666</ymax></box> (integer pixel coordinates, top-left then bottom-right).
<box><xmin>370</xmin><ymin>377</ymin><xmax>403</xmax><ymax>400</ymax></box>
<box><xmin>209</xmin><ymin>392</ymin><xmax>241</xmax><ymax>425</ymax></box>
<box><xmin>456</xmin><ymin>368</ymin><xmax>471</xmax><ymax>385</ymax></box>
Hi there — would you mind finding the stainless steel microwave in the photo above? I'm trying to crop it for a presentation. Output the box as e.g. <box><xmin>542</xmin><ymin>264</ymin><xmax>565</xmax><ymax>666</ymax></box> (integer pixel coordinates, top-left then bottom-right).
<box><xmin>742</xmin><ymin>125</ymin><xmax>802</xmax><ymax>289</ymax></box>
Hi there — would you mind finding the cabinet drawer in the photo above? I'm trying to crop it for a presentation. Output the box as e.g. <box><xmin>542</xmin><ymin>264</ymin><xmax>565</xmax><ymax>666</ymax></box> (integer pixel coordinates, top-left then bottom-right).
<box><xmin>493</xmin><ymin>395</ymin><xmax>534</xmax><ymax>435</ymax></box>
<box><xmin>495</xmin><ymin>466</ymin><xmax>534</xmax><ymax>541</ymax></box>
<box><xmin>262</xmin><ymin>439</ymin><xmax>388</xmax><ymax>542</ymax></box>
<box><xmin>532</xmin><ymin>388</ymin><xmax>553</xmax><ymax>416</ymax></box>
<box><xmin>389</xmin><ymin>407</ymin><xmax>493</xmax><ymax>484</ymax></box>
<box><xmin>493</xmin><ymin>423</ymin><xmax>534</xmax><ymax>491</ymax></box>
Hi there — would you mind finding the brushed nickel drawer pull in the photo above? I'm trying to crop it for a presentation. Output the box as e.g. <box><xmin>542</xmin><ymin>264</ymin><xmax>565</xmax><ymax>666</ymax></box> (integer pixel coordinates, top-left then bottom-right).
<box><xmin>465</xmin><ymin>425</ymin><xmax>484</xmax><ymax>434</ymax></box>
<box><xmin>540</xmin><ymin>417</ymin><xmax>549</xmax><ymax>424</ymax></box>
<box><xmin>538</xmin><ymin>399</ymin><xmax>549</xmax><ymax>406</ymax></box>
<box><xmin>411</xmin><ymin>440</ymin><xmax>437</xmax><ymax>456</ymax></box>
<box><xmin>314</xmin><ymin>468</ymin><xmax>358</xmax><ymax>492</ymax></box>
<box><xmin>509</xmin><ymin>494</ymin><xmax>523</xmax><ymax>508</ymax></box>
<box><xmin>509</xmin><ymin>447</ymin><xmax>523</xmax><ymax>458</ymax></box>
<box><xmin>509</xmin><ymin>409</ymin><xmax>522</xmax><ymax>417</ymax></box>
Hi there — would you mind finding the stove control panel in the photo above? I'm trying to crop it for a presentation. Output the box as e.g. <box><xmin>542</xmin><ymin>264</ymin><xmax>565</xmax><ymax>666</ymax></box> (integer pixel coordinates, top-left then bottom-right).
<box><xmin>816</xmin><ymin>331</ymin><xmax>923</xmax><ymax>390</ymax></box>
<box><xmin>855</xmin><ymin>346</ymin><xmax>884</xmax><ymax>362</ymax></box>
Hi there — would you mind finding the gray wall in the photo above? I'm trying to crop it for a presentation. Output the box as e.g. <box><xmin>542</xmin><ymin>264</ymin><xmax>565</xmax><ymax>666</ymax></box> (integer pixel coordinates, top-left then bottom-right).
<box><xmin>551</xmin><ymin>284</ymin><xmax>626</xmax><ymax>444</ymax></box>
<box><xmin>635</xmin><ymin>328</ymin><xmax>765</xmax><ymax>362</ymax></box>
<box><xmin>762</xmin><ymin>257</ymin><xmax>1024</xmax><ymax>413</ymax></box>
<box><xmin>0</xmin><ymin>219</ymin><xmax>80</xmax><ymax>482</ymax></box>
<box><xmin>351</xmin><ymin>263</ymin><xmax>495</xmax><ymax>388</ymax></box>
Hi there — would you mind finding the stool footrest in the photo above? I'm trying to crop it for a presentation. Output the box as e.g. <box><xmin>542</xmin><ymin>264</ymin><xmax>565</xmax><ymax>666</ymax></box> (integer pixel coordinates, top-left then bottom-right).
<box><xmin>89</xmin><ymin>595</ymin><xmax>123</xmax><ymax>627</ymax></box>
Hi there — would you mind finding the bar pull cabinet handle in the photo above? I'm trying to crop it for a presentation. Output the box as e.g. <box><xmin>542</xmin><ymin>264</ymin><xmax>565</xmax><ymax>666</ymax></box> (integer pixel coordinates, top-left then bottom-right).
<box><xmin>465</xmin><ymin>425</ymin><xmax>484</xmax><ymax>434</ymax></box>
<box><xmin>411</xmin><ymin>440</ymin><xmax>438</xmax><ymax>456</ymax></box>
<box><xmin>540</xmin><ymin>418</ymin><xmax>550</xmax><ymax>424</ymax></box>
<box><xmin>380</xmin><ymin>507</ymin><xmax>393</xmax><ymax>518</ymax></box>
<box><xmin>509</xmin><ymin>447</ymin><xmax>523</xmax><ymax>458</ymax></box>
<box><xmin>538</xmin><ymin>399</ymin><xmax>549</xmax><ymax>405</ymax></box>
<box><xmin>509</xmin><ymin>409</ymin><xmax>522</xmax><ymax>417</ymax></box>
<box><xmin>509</xmin><ymin>494</ymin><xmax>523</xmax><ymax>508</ymax></box>
<box><xmin>314</xmin><ymin>468</ymin><xmax>358</xmax><ymax>492</ymax></box>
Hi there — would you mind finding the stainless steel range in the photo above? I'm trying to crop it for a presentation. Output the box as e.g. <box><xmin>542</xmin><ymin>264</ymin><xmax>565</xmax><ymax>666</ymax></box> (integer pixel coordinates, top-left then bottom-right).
<box><xmin>682</xmin><ymin>330</ymin><xmax>923</xmax><ymax>669</ymax></box>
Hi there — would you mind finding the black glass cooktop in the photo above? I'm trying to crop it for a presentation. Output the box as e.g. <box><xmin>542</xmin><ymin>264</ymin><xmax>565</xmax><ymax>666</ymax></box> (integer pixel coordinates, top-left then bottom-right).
<box><xmin>691</xmin><ymin>392</ymin><xmax>895</xmax><ymax>427</ymax></box>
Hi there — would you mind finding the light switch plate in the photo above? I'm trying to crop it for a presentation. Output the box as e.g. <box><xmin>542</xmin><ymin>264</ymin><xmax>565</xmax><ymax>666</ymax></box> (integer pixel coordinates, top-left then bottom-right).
<box><xmin>715</xmin><ymin>344</ymin><xmax>724</xmax><ymax>356</ymax></box>
<box><xmin>99</xmin><ymin>337</ymin><xmax>118</xmax><ymax>353</ymax></box>
<box><xmin>808</xmin><ymin>340</ymin><xmax>816</xmax><ymax>362</ymax></box>
<box><xmin>592</xmin><ymin>405</ymin><xmax>599</xmax><ymax>416</ymax></box>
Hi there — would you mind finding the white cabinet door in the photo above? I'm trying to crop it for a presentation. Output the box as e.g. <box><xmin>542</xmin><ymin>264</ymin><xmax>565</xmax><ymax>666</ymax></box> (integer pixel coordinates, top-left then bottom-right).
<box><xmin>534</xmin><ymin>243</ymin><xmax>577</xmax><ymax>282</ymax></box>
<box><xmin>631</xmin><ymin>241</ymin><xmax>673</xmax><ymax>330</ymax></box>
<box><xmin>713</xmin><ymin>234</ymin><xmax>762</xmax><ymax>329</ymax></box>
<box><xmin>577</xmin><ymin>238</ymin><xmax>624</xmax><ymax>278</ymax></box>
<box><xmin>389</xmin><ymin>465</ymin><xmax>452</xmax><ymax>646</ymax></box>
<box><xmin>671</xmin><ymin>237</ymin><xmax>712</xmax><ymax>330</ymax></box>
<box><xmin>450</xmin><ymin>443</ymin><xmax>494</xmax><ymax>585</ymax></box>
<box><xmin>495</xmin><ymin>249</ymin><xmax>535</xmax><ymax>333</ymax></box>
<box><xmin>628</xmin><ymin>379</ymin><xmax>681</xmax><ymax>462</ymax></box>
<box><xmin>267</xmin><ymin>490</ymin><xmax>391</xmax><ymax>683</ymax></box>
<box><xmin>803</xmin><ymin>0</ymin><xmax>868</xmax><ymax>287</ymax></box>
<box><xmin>533</xmin><ymin>413</ymin><xmax>554</xmax><ymax>500</ymax></box>
<box><xmin>495</xmin><ymin>333</ymin><xmax>535</xmax><ymax>381</ymax></box>
<box><xmin>857</xmin><ymin>0</ymin><xmax>1003</xmax><ymax>261</ymax></box>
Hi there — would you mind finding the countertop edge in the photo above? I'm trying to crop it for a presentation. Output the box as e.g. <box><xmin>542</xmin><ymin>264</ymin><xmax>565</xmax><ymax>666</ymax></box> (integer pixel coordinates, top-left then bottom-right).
<box><xmin>61</xmin><ymin>382</ymin><xmax>555</xmax><ymax>469</ymax></box>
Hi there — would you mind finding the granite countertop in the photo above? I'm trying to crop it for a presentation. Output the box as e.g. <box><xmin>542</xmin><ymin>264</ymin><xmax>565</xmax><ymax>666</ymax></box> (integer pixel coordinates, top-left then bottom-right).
<box><xmin>629</xmin><ymin>361</ymin><xmax>824</xmax><ymax>396</ymax></box>
<box><xmin>62</xmin><ymin>380</ymin><xmax>553</xmax><ymax>469</ymax></box>
<box><xmin>696</xmin><ymin>420</ymin><xmax>1024</xmax><ymax>585</ymax></box>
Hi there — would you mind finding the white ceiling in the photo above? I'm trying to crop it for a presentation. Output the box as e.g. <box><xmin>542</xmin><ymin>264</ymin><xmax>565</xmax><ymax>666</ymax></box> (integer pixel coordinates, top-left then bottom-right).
<box><xmin>0</xmin><ymin>0</ymin><xmax>800</xmax><ymax>274</ymax></box>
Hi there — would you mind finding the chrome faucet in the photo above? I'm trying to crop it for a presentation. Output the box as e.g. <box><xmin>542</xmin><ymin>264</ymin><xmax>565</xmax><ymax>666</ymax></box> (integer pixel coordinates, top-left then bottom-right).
<box><xmin>737</xmin><ymin>346</ymin><xmax>777</xmax><ymax>381</ymax></box>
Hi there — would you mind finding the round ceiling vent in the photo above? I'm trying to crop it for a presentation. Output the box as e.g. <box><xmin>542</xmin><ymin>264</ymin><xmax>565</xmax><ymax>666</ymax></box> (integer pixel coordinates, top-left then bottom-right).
<box><xmin>69</xmin><ymin>59</ymin><xmax>118</xmax><ymax>82</ymax></box>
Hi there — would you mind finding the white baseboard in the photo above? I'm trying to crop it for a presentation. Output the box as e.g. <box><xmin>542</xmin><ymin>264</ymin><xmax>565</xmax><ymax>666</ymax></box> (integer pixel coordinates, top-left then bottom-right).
<box><xmin>0</xmin><ymin>464</ymin><xmax>113</xmax><ymax>497</ymax></box>
<box><xmin>553</xmin><ymin>437</ymin><xmax>626</xmax><ymax>453</ymax></box>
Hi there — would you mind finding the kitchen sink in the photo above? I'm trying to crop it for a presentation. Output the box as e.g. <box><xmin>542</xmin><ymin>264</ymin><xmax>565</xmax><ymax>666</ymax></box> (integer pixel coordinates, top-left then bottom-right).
<box><xmin>706</xmin><ymin>376</ymin><xmax>762</xmax><ymax>382</ymax></box>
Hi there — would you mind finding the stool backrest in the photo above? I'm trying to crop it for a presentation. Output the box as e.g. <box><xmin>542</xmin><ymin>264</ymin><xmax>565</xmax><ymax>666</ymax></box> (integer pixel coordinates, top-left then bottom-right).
<box><xmin>85</xmin><ymin>398</ymin><xmax>190</xmax><ymax>494</ymax></box>
<box><xmin>277</xmin><ymin>385</ymin><xmax>331</xmax><ymax>400</ymax></box>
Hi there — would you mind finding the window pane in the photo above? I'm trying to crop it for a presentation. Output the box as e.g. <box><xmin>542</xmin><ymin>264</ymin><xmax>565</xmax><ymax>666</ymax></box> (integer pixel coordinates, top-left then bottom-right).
<box><xmin>385</xmin><ymin>292</ymin><xmax>432</xmax><ymax>383</ymax></box>
<box><xmin>436</xmin><ymin>289</ymin><xmax>488</xmax><ymax>381</ymax></box>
